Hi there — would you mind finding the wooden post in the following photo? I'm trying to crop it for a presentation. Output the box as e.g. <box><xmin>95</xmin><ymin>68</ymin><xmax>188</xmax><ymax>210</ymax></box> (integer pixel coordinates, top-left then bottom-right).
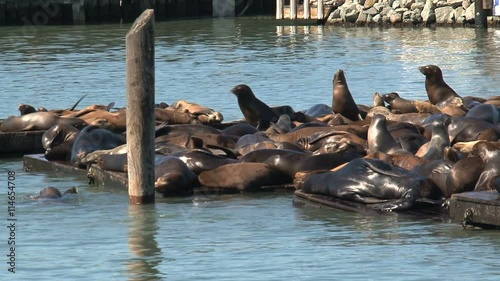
<box><xmin>276</xmin><ymin>0</ymin><xmax>283</xmax><ymax>19</ymax></box>
<box><xmin>290</xmin><ymin>0</ymin><xmax>297</xmax><ymax>19</ymax></box>
<box><xmin>317</xmin><ymin>0</ymin><xmax>324</xmax><ymax>19</ymax></box>
<box><xmin>303</xmin><ymin>0</ymin><xmax>310</xmax><ymax>19</ymax></box>
<box><xmin>475</xmin><ymin>0</ymin><xmax>487</xmax><ymax>28</ymax></box>
<box><xmin>72</xmin><ymin>0</ymin><xmax>85</xmax><ymax>24</ymax></box>
<box><xmin>126</xmin><ymin>9</ymin><xmax>155</xmax><ymax>205</ymax></box>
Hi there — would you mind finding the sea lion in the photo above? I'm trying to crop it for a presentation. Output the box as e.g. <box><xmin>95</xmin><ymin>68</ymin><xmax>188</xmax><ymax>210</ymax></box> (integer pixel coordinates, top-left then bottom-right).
<box><xmin>198</xmin><ymin>162</ymin><xmax>291</xmax><ymax>192</ymax></box>
<box><xmin>465</xmin><ymin>103</ymin><xmax>499</xmax><ymax>124</ymax></box>
<box><xmin>154</xmin><ymin>107</ymin><xmax>199</xmax><ymax>125</ymax></box>
<box><xmin>366</xmin><ymin>106</ymin><xmax>431</xmax><ymax>126</ymax></box>
<box><xmin>172</xmin><ymin>150</ymin><xmax>239</xmax><ymax>175</ymax></box>
<box><xmin>18</xmin><ymin>104</ymin><xmax>38</xmax><ymax>115</ymax></box>
<box><xmin>265</xmin><ymin>114</ymin><xmax>293</xmax><ymax>135</ymax></box>
<box><xmin>418</xmin><ymin>64</ymin><xmax>461</xmax><ymax>105</ymax></box>
<box><xmin>373</xmin><ymin>92</ymin><xmax>385</xmax><ymax>107</ymax></box>
<box><xmin>444</xmin><ymin>156</ymin><xmax>485</xmax><ymax>196</ymax></box>
<box><xmin>34</xmin><ymin>187</ymin><xmax>78</xmax><ymax>200</ymax></box>
<box><xmin>381</xmin><ymin>92</ymin><xmax>418</xmax><ymax>113</ymax></box>
<box><xmin>367</xmin><ymin>114</ymin><xmax>404</xmax><ymax>155</ymax></box>
<box><xmin>417</xmin><ymin>118</ymin><xmax>451</xmax><ymax>161</ymax></box>
<box><xmin>304</xmin><ymin>104</ymin><xmax>334</xmax><ymax>117</ymax></box>
<box><xmin>296</xmin><ymin>158</ymin><xmax>436</xmax><ymax>211</ymax></box>
<box><xmin>230</xmin><ymin>84</ymin><xmax>279</xmax><ymax>130</ymax></box>
<box><xmin>221</xmin><ymin>123</ymin><xmax>258</xmax><ymax>137</ymax></box>
<box><xmin>239</xmin><ymin>148</ymin><xmax>309</xmax><ymax>164</ymax></box>
<box><xmin>42</xmin><ymin>124</ymin><xmax>81</xmax><ymax>161</ymax></box>
<box><xmin>154</xmin><ymin>156</ymin><xmax>199</xmax><ymax>196</ymax></box>
<box><xmin>332</xmin><ymin>69</ymin><xmax>361</xmax><ymax>121</ymax></box>
<box><xmin>0</xmin><ymin>112</ymin><xmax>86</xmax><ymax>132</ymax></box>
<box><xmin>171</xmin><ymin>100</ymin><xmax>224</xmax><ymax>124</ymax></box>
<box><xmin>96</xmin><ymin>153</ymin><xmax>129</xmax><ymax>173</ymax></box>
<box><xmin>473</xmin><ymin>141</ymin><xmax>500</xmax><ymax>191</ymax></box>
<box><xmin>70</xmin><ymin>125</ymin><xmax>126</xmax><ymax>167</ymax></box>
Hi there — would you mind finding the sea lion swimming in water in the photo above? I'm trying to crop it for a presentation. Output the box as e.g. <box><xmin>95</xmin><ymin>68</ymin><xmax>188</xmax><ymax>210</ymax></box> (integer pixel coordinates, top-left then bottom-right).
<box><xmin>230</xmin><ymin>84</ymin><xmax>279</xmax><ymax>130</ymax></box>
<box><xmin>418</xmin><ymin>65</ymin><xmax>461</xmax><ymax>105</ymax></box>
<box><xmin>332</xmin><ymin>69</ymin><xmax>361</xmax><ymax>121</ymax></box>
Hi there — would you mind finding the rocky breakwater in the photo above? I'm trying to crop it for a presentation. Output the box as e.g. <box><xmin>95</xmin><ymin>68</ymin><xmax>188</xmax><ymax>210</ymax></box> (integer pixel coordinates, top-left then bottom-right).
<box><xmin>326</xmin><ymin>0</ymin><xmax>485</xmax><ymax>26</ymax></box>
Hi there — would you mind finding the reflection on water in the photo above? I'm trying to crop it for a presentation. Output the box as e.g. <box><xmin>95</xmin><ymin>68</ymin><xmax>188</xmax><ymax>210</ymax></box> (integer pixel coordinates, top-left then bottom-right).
<box><xmin>1</xmin><ymin>18</ymin><xmax>500</xmax><ymax>280</ymax></box>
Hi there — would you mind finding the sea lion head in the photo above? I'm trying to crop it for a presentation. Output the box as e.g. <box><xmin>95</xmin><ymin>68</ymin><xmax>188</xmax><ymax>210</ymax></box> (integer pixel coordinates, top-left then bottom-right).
<box><xmin>418</xmin><ymin>64</ymin><xmax>443</xmax><ymax>82</ymax></box>
<box><xmin>231</xmin><ymin>84</ymin><xmax>256</xmax><ymax>100</ymax></box>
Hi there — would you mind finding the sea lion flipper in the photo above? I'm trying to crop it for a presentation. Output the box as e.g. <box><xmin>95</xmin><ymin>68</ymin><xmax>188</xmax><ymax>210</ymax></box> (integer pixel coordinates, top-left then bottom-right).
<box><xmin>106</xmin><ymin>102</ymin><xmax>116</xmax><ymax>112</ymax></box>
<box><xmin>68</xmin><ymin>94</ymin><xmax>88</xmax><ymax>111</ymax></box>
<box><xmin>364</xmin><ymin>159</ymin><xmax>407</xmax><ymax>178</ymax></box>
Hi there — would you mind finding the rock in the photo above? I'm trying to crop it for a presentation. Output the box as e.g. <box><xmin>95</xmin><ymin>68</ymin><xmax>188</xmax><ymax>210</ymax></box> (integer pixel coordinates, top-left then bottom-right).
<box><xmin>395</xmin><ymin>7</ymin><xmax>409</xmax><ymax>12</ymax></box>
<box><xmin>435</xmin><ymin>6</ymin><xmax>455</xmax><ymax>23</ymax></box>
<box><xmin>436</xmin><ymin>0</ymin><xmax>448</xmax><ymax>7</ymax></box>
<box><xmin>447</xmin><ymin>0</ymin><xmax>463</xmax><ymax>8</ymax></box>
<box><xmin>402</xmin><ymin>0</ymin><xmax>415</xmax><ymax>9</ymax></box>
<box><xmin>364</xmin><ymin>0</ymin><xmax>378</xmax><ymax>8</ymax></box>
<box><xmin>403</xmin><ymin>10</ymin><xmax>423</xmax><ymax>23</ymax></box>
<box><xmin>365</xmin><ymin>7</ymin><xmax>379</xmax><ymax>16</ymax></box>
<box><xmin>390</xmin><ymin>11</ymin><xmax>403</xmax><ymax>23</ymax></box>
<box><xmin>373</xmin><ymin>2</ymin><xmax>385</xmax><ymax>12</ymax></box>
<box><xmin>331</xmin><ymin>8</ymin><xmax>342</xmax><ymax>19</ymax></box>
<box><xmin>462</xmin><ymin>0</ymin><xmax>471</xmax><ymax>9</ymax></box>
<box><xmin>356</xmin><ymin>11</ymin><xmax>370</xmax><ymax>23</ymax></box>
<box><xmin>411</xmin><ymin>2</ymin><xmax>426</xmax><ymax>9</ymax></box>
<box><xmin>465</xmin><ymin>3</ymin><xmax>475</xmax><ymax>22</ymax></box>
<box><xmin>372</xmin><ymin>13</ymin><xmax>382</xmax><ymax>23</ymax></box>
<box><xmin>455</xmin><ymin>7</ymin><xmax>466</xmax><ymax>23</ymax></box>
<box><xmin>392</xmin><ymin>0</ymin><xmax>402</xmax><ymax>9</ymax></box>
<box><xmin>341</xmin><ymin>3</ymin><xmax>363</xmax><ymax>22</ymax></box>
<box><xmin>421</xmin><ymin>0</ymin><xmax>436</xmax><ymax>24</ymax></box>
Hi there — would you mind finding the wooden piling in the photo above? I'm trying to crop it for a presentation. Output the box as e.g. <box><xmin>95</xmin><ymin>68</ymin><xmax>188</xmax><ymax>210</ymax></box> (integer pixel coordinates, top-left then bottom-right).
<box><xmin>276</xmin><ymin>0</ymin><xmax>283</xmax><ymax>19</ymax></box>
<box><xmin>0</xmin><ymin>1</ymin><xmax>4</xmax><ymax>25</ymax></box>
<box><xmin>317</xmin><ymin>0</ymin><xmax>324</xmax><ymax>19</ymax></box>
<box><xmin>290</xmin><ymin>0</ymin><xmax>297</xmax><ymax>19</ymax></box>
<box><xmin>108</xmin><ymin>0</ymin><xmax>121</xmax><ymax>22</ymax></box>
<box><xmin>72</xmin><ymin>0</ymin><xmax>85</xmax><ymax>24</ymax></box>
<box><xmin>126</xmin><ymin>9</ymin><xmax>155</xmax><ymax>205</ymax></box>
<box><xmin>475</xmin><ymin>0</ymin><xmax>487</xmax><ymax>28</ymax></box>
<box><xmin>303</xmin><ymin>0</ymin><xmax>310</xmax><ymax>19</ymax></box>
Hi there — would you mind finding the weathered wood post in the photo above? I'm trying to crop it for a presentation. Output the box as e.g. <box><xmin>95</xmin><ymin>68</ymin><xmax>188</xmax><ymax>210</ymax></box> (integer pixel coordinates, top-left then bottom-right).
<box><xmin>317</xmin><ymin>0</ymin><xmax>324</xmax><ymax>19</ymax></box>
<box><xmin>475</xmin><ymin>0</ymin><xmax>487</xmax><ymax>28</ymax></box>
<box><xmin>276</xmin><ymin>0</ymin><xmax>283</xmax><ymax>19</ymax></box>
<box><xmin>303</xmin><ymin>0</ymin><xmax>310</xmax><ymax>19</ymax></box>
<box><xmin>290</xmin><ymin>0</ymin><xmax>297</xmax><ymax>19</ymax></box>
<box><xmin>126</xmin><ymin>9</ymin><xmax>155</xmax><ymax>204</ymax></box>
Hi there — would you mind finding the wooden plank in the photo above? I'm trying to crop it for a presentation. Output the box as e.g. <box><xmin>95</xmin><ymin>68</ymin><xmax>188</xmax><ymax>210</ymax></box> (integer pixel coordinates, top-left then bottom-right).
<box><xmin>449</xmin><ymin>191</ymin><xmax>500</xmax><ymax>228</ymax></box>
<box><xmin>200</xmin><ymin>0</ymin><xmax>212</xmax><ymax>16</ymax></box>
<box><xmin>176</xmin><ymin>0</ymin><xmax>187</xmax><ymax>18</ymax></box>
<box><xmin>108</xmin><ymin>0</ymin><xmax>120</xmax><ymax>22</ymax></box>
<box><xmin>23</xmin><ymin>154</ymin><xmax>87</xmax><ymax>174</ymax></box>
<box><xmin>4</xmin><ymin>0</ymin><xmax>17</xmax><ymax>24</ymax></box>
<box><xmin>72</xmin><ymin>0</ymin><xmax>85</xmax><ymax>24</ymax></box>
<box><xmin>17</xmin><ymin>0</ymin><xmax>31</xmax><ymax>25</ymax></box>
<box><xmin>61</xmin><ymin>0</ymin><xmax>74</xmax><ymax>24</ymax></box>
<box><xmin>165</xmin><ymin>0</ymin><xmax>176</xmax><ymax>18</ymax></box>
<box><xmin>187</xmin><ymin>0</ymin><xmax>199</xmax><ymax>17</ymax></box>
<box><xmin>0</xmin><ymin>131</ymin><xmax>45</xmax><ymax>156</ymax></box>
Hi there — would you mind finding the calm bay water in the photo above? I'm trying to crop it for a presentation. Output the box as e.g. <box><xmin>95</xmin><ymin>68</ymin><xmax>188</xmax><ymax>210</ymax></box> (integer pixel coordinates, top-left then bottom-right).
<box><xmin>1</xmin><ymin>18</ymin><xmax>500</xmax><ymax>280</ymax></box>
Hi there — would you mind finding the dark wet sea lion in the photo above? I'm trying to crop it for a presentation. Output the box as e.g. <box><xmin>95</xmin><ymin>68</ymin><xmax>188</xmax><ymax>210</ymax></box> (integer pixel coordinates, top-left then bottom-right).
<box><xmin>265</xmin><ymin>114</ymin><xmax>293</xmax><ymax>135</ymax></box>
<box><xmin>465</xmin><ymin>103</ymin><xmax>499</xmax><ymax>124</ymax></box>
<box><xmin>70</xmin><ymin>126</ymin><xmax>126</xmax><ymax>167</ymax></box>
<box><xmin>34</xmin><ymin>187</ymin><xmax>78</xmax><ymax>199</ymax></box>
<box><xmin>199</xmin><ymin>162</ymin><xmax>291</xmax><ymax>192</ymax></box>
<box><xmin>304</xmin><ymin>104</ymin><xmax>334</xmax><ymax>117</ymax></box>
<box><xmin>154</xmin><ymin>156</ymin><xmax>199</xmax><ymax>196</ymax></box>
<box><xmin>419</xmin><ymin>119</ymin><xmax>450</xmax><ymax>161</ymax></box>
<box><xmin>0</xmin><ymin>112</ymin><xmax>85</xmax><ymax>132</ymax></box>
<box><xmin>239</xmin><ymin>148</ymin><xmax>309</xmax><ymax>164</ymax></box>
<box><xmin>221</xmin><ymin>123</ymin><xmax>258</xmax><ymax>137</ymax></box>
<box><xmin>332</xmin><ymin>69</ymin><xmax>361</xmax><ymax>121</ymax></box>
<box><xmin>42</xmin><ymin>124</ymin><xmax>81</xmax><ymax>161</ymax></box>
<box><xmin>418</xmin><ymin>64</ymin><xmax>461</xmax><ymax>105</ymax></box>
<box><xmin>231</xmin><ymin>84</ymin><xmax>279</xmax><ymax>130</ymax></box>
<box><xmin>155</xmin><ymin>124</ymin><xmax>221</xmax><ymax>137</ymax></box>
<box><xmin>296</xmin><ymin>158</ymin><xmax>435</xmax><ymax>211</ymax></box>
<box><xmin>18</xmin><ymin>104</ymin><xmax>37</xmax><ymax>115</ymax></box>
<box><xmin>172</xmin><ymin>150</ymin><xmax>239</xmax><ymax>175</ymax></box>
<box><xmin>367</xmin><ymin>114</ymin><xmax>404</xmax><ymax>155</ymax></box>
<box><xmin>381</xmin><ymin>92</ymin><xmax>418</xmax><ymax>113</ymax></box>
<box><xmin>447</xmin><ymin>116</ymin><xmax>499</xmax><ymax>144</ymax></box>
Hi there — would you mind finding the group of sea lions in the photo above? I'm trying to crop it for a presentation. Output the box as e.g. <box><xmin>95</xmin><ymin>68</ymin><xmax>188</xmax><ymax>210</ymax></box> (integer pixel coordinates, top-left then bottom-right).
<box><xmin>6</xmin><ymin>65</ymin><xmax>500</xmax><ymax>209</ymax></box>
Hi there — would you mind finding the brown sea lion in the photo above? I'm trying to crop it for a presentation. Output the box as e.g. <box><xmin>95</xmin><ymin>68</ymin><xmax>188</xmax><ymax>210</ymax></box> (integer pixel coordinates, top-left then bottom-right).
<box><xmin>473</xmin><ymin>141</ymin><xmax>500</xmax><ymax>191</ymax></box>
<box><xmin>465</xmin><ymin>103</ymin><xmax>499</xmax><ymax>124</ymax></box>
<box><xmin>42</xmin><ymin>124</ymin><xmax>81</xmax><ymax>161</ymax></box>
<box><xmin>418</xmin><ymin>64</ymin><xmax>461</xmax><ymax>105</ymax></box>
<box><xmin>332</xmin><ymin>69</ymin><xmax>361</xmax><ymax>121</ymax></box>
<box><xmin>381</xmin><ymin>92</ymin><xmax>418</xmax><ymax>113</ymax></box>
<box><xmin>198</xmin><ymin>162</ymin><xmax>291</xmax><ymax>192</ymax></box>
<box><xmin>18</xmin><ymin>104</ymin><xmax>38</xmax><ymax>115</ymax></box>
<box><xmin>366</xmin><ymin>106</ymin><xmax>431</xmax><ymax>126</ymax></box>
<box><xmin>412</xmin><ymin>100</ymin><xmax>441</xmax><ymax>114</ymax></box>
<box><xmin>373</xmin><ymin>92</ymin><xmax>385</xmax><ymax>107</ymax></box>
<box><xmin>0</xmin><ymin>112</ymin><xmax>86</xmax><ymax>132</ymax></box>
<box><xmin>171</xmin><ymin>100</ymin><xmax>223</xmax><ymax>124</ymax></box>
<box><xmin>444</xmin><ymin>156</ymin><xmax>485</xmax><ymax>196</ymax></box>
<box><xmin>154</xmin><ymin>156</ymin><xmax>199</xmax><ymax>196</ymax></box>
<box><xmin>230</xmin><ymin>84</ymin><xmax>279</xmax><ymax>130</ymax></box>
<box><xmin>34</xmin><ymin>187</ymin><xmax>78</xmax><ymax>200</ymax></box>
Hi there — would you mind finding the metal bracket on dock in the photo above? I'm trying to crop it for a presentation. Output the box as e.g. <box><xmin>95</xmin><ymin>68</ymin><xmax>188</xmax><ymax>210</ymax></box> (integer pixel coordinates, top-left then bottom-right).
<box><xmin>461</xmin><ymin>208</ymin><xmax>474</xmax><ymax>229</ymax></box>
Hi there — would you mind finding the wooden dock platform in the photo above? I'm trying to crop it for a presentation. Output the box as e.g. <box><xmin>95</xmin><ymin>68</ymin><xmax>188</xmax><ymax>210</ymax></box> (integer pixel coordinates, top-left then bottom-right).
<box><xmin>449</xmin><ymin>191</ymin><xmax>500</xmax><ymax>228</ymax></box>
<box><xmin>293</xmin><ymin>190</ymin><xmax>449</xmax><ymax>219</ymax></box>
<box><xmin>0</xmin><ymin>130</ymin><xmax>45</xmax><ymax>157</ymax></box>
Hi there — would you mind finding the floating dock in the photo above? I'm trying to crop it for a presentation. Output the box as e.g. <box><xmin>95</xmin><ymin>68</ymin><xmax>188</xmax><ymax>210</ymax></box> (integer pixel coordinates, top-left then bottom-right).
<box><xmin>449</xmin><ymin>191</ymin><xmax>500</xmax><ymax>228</ymax></box>
<box><xmin>0</xmin><ymin>130</ymin><xmax>45</xmax><ymax>157</ymax></box>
